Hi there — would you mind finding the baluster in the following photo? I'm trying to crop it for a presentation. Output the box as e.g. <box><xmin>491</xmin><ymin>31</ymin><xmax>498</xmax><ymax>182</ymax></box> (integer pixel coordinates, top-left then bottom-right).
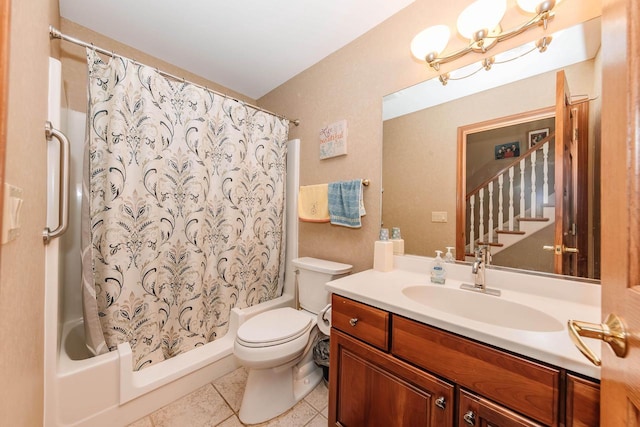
<box><xmin>488</xmin><ymin>182</ymin><xmax>494</xmax><ymax>243</ymax></box>
<box><xmin>498</xmin><ymin>175</ymin><xmax>504</xmax><ymax>231</ymax></box>
<box><xmin>519</xmin><ymin>159</ymin><xmax>525</xmax><ymax>220</ymax></box>
<box><xmin>530</xmin><ymin>150</ymin><xmax>537</xmax><ymax>217</ymax></box>
<box><xmin>469</xmin><ymin>194</ymin><xmax>475</xmax><ymax>254</ymax></box>
<box><xmin>479</xmin><ymin>188</ymin><xmax>485</xmax><ymax>244</ymax></box>
<box><xmin>508</xmin><ymin>167</ymin><xmax>514</xmax><ymax>230</ymax></box>
<box><xmin>542</xmin><ymin>141</ymin><xmax>549</xmax><ymax>204</ymax></box>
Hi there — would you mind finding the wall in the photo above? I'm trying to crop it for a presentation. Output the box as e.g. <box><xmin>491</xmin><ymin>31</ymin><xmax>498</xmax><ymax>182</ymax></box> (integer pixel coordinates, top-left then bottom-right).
<box><xmin>258</xmin><ymin>0</ymin><xmax>601</xmax><ymax>273</ymax></box>
<box><xmin>0</xmin><ymin>0</ymin><xmax>59</xmax><ymax>424</ymax></box>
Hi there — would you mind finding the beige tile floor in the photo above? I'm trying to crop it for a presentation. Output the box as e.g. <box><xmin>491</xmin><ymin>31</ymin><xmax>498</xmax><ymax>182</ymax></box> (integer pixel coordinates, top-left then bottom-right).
<box><xmin>127</xmin><ymin>367</ymin><xmax>328</xmax><ymax>427</ymax></box>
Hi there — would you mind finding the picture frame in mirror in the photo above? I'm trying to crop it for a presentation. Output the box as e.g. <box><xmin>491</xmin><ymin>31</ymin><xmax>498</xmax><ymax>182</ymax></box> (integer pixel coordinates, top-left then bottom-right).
<box><xmin>528</xmin><ymin>128</ymin><xmax>550</xmax><ymax>148</ymax></box>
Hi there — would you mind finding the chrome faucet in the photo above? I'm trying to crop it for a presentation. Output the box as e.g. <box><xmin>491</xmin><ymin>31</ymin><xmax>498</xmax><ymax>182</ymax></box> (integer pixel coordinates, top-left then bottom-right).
<box><xmin>461</xmin><ymin>246</ymin><xmax>501</xmax><ymax>296</ymax></box>
<box><xmin>471</xmin><ymin>248</ymin><xmax>487</xmax><ymax>291</ymax></box>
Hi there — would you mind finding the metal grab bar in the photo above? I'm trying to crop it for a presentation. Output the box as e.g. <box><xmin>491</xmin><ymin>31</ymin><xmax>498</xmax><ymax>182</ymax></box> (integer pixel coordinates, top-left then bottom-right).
<box><xmin>43</xmin><ymin>121</ymin><xmax>70</xmax><ymax>243</ymax></box>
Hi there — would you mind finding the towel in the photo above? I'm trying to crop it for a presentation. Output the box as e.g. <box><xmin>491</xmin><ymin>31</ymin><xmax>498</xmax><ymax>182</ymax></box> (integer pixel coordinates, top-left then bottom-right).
<box><xmin>298</xmin><ymin>184</ymin><xmax>330</xmax><ymax>222</ymax></box>
<box><xmin>328</xmin><ymin>179</ymin><xmax>366</xmax><ymax>228</ymax></box>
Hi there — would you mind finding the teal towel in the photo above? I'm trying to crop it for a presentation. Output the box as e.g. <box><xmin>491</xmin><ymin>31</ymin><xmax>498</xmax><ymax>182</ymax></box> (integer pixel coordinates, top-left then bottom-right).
<box><xmin>328</xmin><ymin>179</ymin><xmax>366</xmax><ymax>228</ymax></box>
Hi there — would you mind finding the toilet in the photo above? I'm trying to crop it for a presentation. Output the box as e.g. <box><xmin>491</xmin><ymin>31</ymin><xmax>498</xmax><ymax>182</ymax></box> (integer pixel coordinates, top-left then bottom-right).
<box><xmin>234</xmin><ymin>257</ymin><xmax>352</xmax><ymax>424</ymax></box>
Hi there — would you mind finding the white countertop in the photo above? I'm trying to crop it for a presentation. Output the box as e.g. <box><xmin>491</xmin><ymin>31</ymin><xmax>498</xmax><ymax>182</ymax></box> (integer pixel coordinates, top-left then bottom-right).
<box><xmin>325</xmin><ymin>255</ymin><xmax>601</xmax><ymax>379</ymax></box>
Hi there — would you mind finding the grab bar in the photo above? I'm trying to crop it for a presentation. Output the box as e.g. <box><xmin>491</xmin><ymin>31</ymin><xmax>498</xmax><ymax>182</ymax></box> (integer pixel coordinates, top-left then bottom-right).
<box><xmin>43</xmin><ymin>121</ymin><xmax>70</xmax><ymax>243</ymax></box>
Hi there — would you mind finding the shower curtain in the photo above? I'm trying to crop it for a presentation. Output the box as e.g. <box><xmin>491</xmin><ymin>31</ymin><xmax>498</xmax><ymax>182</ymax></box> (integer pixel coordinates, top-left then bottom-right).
<box><xmin>80</xmin><ymin>49</ymin><xmax>289</xmax><ymax>370</ymax></box>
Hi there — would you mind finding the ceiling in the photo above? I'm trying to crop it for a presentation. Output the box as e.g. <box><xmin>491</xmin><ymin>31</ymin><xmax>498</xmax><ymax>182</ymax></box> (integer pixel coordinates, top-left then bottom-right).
<box><xmin>59</xmin><ymin>0</ymin><xmax>415</xmax><ymax>99</ymax></box>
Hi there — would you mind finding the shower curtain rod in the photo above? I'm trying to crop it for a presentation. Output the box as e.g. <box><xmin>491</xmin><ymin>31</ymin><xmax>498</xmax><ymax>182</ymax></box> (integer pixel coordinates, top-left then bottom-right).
<box><xmin>49</xmin><ymin>26</ymin><xmax>300</xmax><ymax>127</ymax></box>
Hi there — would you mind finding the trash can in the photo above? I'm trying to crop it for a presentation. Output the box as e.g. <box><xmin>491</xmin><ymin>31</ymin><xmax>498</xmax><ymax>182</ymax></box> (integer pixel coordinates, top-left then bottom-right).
<box><xmin>312</xmin><ymin>332</ymin><xmax>330</xmax><ymax>386</ymax></box>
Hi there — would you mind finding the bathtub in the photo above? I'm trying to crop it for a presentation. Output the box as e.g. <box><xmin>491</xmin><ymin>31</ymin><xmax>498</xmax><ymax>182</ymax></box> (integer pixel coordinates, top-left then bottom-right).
<box><xmin>51</xmin><ymin>294</ymin><xmax>294</xmax><ymax>426</ymax></box>
<box><xmin>44</xmin><ymin>59</ymin><xmax>300</xmax><ymax>425</ymax></box>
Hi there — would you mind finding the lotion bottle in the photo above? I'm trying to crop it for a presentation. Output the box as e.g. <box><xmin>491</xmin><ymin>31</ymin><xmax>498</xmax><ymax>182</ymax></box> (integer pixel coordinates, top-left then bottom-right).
<box><xmin>444</xmin><ymin>247</ymin><xmax>455</xmax><ymax>263</ymax></box>
<box><xmin>430</xmin><ymin>250</ymin><xmax>446</xmax><ymax>284</ymax></box>
<box><xmin>374</xmin><ymin>228</ymin><xmax>394</xmax><ymax>272</ymax></box>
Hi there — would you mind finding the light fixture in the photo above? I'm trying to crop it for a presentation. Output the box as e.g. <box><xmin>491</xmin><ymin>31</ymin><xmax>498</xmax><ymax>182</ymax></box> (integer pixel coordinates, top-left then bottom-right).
<box><xmin>437</xmin><ymin>35</ymin><xmax>553</xmax><ymax>86</ymax></box>
<box><xmin>411</xmin><ymin>0</ymin><xmax>562</xmax><ymax>71</ymax></box>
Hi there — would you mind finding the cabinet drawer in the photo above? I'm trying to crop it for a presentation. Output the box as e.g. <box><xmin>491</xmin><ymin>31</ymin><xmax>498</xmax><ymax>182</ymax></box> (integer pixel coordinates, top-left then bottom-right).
<box><xmin>331</xmin><ymin>294</ymin><xmax>389</xmax><ymax>351</ymax></box>
<box><xmin>392</xmin><ymin>315</ymin><xmax>560</xmax><ymax>426</ymax></box>
<box><xmin>459</xmin><ymin>389</ymin><xmax>544</xmax><ymax>427</ymax></box>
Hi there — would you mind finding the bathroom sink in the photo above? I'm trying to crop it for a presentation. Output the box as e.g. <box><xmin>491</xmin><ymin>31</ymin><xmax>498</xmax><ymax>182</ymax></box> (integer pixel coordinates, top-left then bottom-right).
<box><xmin>402</xmin><ymin>285</ymin><xmax>564</xmax><ymax>332</ymax></box>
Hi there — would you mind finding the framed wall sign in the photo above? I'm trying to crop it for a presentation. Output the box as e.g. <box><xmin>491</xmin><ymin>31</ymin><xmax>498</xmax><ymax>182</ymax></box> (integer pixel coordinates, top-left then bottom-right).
<box><xmin>319</xmin><ymin>120</ymin><xmax>347</xmax><ymax>159</ymax></box>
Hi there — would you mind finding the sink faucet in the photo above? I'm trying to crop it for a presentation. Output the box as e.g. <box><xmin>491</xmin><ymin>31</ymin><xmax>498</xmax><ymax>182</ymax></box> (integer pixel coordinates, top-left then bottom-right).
<box><xmin>472</xmin><ymin>248</ymin><xmax>487</xmax><ymax>291</ymax></box>
<box><xmin>461</xmin><ymin>246</ymin><xmax>501</xmax><ymax>296</ymax></box>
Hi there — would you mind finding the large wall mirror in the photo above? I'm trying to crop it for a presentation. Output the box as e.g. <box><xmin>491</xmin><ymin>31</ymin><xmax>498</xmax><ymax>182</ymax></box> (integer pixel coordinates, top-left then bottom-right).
<box><xmin>382</xmin><ymin>17</ymin><xmax>601</xmax><ymax>281</ymax></box>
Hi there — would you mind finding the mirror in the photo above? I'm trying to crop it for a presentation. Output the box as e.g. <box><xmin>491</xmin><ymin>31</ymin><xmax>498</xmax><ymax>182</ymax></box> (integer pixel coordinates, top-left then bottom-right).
<box><xmin>382</xmin><ymin>17</ymin><xmax>601</xmax><ymax>280</ymax></box>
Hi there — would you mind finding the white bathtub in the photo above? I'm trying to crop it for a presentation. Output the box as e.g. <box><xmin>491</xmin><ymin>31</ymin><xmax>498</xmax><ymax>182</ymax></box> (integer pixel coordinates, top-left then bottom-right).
<box><xmin>44</xmin><ymin>64</ymin><xmax>301</xmax><ymax>426</ymax></box>
<box><xmin>50</xmin><ymin>295</ymin><xmax>293</xmax><ymax>427</ymax></box>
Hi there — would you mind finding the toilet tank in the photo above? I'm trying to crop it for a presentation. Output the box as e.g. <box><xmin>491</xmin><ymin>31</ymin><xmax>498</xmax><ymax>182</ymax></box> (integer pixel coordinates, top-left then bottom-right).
<box><xmin>292</xmin><ymin>257</ymin><xmax>352</xmax><ymax>314</ymax></box>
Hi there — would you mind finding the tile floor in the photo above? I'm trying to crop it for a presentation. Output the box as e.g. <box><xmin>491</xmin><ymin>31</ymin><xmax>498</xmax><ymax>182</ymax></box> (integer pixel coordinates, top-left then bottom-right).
<box><xmin>127</xmin><ymin>367</ymin><xmax>329</xmax><ymax>427</ymax></box>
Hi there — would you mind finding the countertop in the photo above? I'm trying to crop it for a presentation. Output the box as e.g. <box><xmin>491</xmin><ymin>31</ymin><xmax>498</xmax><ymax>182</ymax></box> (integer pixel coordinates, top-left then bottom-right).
<box><xmin>325</xmin><ymin>255</ymin><xmax>601</xmax><ymax>380</ymax></box>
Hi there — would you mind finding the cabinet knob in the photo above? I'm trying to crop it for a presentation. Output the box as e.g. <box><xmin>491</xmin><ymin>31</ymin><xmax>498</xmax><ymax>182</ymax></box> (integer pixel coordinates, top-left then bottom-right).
<box><xmin>434</xmin><ymin>396</ymin><xmax>446</xmax><ymax>410</ymax></box>
<box><xmin>463</xmin><ymin>410</ymin><xmax>476</xmax><ymax>426</ymax></box>
<box><xmin>349</xmin><ymin>318</ymin><xmax>359</xmax><ymax>327</ymax></box>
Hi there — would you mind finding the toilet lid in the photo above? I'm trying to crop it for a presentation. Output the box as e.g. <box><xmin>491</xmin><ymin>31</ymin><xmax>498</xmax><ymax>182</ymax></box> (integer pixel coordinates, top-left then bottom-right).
<box><xmin>236</xmin><ymin>307</ymin><xmax>313</xmax><ymax>348</ymax></box>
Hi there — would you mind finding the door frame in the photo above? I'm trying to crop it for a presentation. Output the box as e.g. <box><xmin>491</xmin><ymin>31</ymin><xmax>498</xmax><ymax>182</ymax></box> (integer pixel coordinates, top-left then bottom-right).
<box><xmin>0</xmin><ymin>0</ymin><xmax>10</xmax><ymax>268</ymax></box>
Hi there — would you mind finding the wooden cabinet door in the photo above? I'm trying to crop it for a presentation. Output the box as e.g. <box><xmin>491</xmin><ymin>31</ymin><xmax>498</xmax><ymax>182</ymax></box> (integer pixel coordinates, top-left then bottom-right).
<box><xmin>566</xmin><ymin>374</ymin><xmax>600</xmax><ymax>427</ymax></box>
<box><xmin>458</xmin><ymin>389</ymin><xmax>544</xmax><ymax>427</ymax></box>
<box><xmin>329</xmin><ymin>328</ymin><xmax>454</xmax><ymax>427</ymax></box>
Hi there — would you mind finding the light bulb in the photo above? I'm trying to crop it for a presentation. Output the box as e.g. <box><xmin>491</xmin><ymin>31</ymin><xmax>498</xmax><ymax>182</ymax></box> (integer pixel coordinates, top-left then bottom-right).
<box><xmin>517</xmin><ymin>0</ymin><xmax>560</xmax><ymax>14</ymax></box>
<box><xmin>410</xmin><ymin>25</ymin><xmax>451</xmax><ymax>61</ymax></box>
<box><xmin>457</xmin><ymin>0</ymin><xmax>507</xmax><ymax>40</ymax></box>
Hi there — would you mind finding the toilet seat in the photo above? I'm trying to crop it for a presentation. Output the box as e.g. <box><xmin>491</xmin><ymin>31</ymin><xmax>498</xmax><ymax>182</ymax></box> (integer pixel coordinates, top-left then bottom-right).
<box><xmin>236</xmin><ymin>307</ymin><xmax>313</xmax><ymax>348</ymax></box>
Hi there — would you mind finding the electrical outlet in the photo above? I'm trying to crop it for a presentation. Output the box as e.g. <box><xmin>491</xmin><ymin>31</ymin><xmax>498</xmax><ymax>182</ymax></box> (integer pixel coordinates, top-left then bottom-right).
<box><xmin>431</xmin><ymin>211</ymin><xmax>448</xmax><ymax>223</ymax></box>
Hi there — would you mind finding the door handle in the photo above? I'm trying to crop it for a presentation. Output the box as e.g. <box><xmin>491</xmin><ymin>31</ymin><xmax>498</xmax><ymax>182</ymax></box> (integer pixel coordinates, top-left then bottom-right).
<box><xmin>543</xmin><ymin>244</ymin><xmax>579</xmax><ymax>254</ymax></box>
<box><xmin>567</xmin><ymin>313</ymin><xmax>627</xmax><ymax>366</ymax></box>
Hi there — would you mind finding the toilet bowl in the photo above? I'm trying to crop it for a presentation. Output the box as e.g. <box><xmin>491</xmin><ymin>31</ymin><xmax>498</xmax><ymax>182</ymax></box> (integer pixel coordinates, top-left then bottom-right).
<box><xmin>234</xmin><ymin>257</ymin><xmax>352</xmax><ymax>424</ymax></box>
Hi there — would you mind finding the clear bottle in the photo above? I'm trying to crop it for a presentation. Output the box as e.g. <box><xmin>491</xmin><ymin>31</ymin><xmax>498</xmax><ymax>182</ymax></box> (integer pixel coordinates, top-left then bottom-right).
<box><xmin>444</xmin><ymin>246</ymin><xmax>455</xmax><ymax>263</ymax></box>
<box><xmin>430</xmin><ymin>250</ymin><xmax>446</xmax><ymax>284</ymax></box>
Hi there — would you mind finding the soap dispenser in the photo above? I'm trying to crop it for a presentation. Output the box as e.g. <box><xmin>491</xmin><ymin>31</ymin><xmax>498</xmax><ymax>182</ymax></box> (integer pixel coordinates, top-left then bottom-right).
<box><xmin>444</xmin><ymin>247</ymin><xmax>455</xmax><ymax>263</ymax></box>
<box><xmin>430</xmin><ymin>250</ymin><xmax>446</xmax><ymax>284</ymax></box>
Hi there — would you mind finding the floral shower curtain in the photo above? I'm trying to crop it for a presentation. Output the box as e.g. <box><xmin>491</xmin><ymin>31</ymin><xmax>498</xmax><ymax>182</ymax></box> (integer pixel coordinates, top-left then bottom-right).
<box><xmin>80</xmin><ymin>49</ymin><xmax>289</xmax><ymax>370</ymax></box>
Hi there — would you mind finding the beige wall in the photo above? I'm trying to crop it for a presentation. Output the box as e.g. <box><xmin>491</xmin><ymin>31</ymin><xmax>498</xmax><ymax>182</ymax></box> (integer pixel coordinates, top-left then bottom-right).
<box><xmin>0</xmin><ymin>0</ymin><xmax>59</xmax><ymax>424</ymax></box>
<box><xmin>258</xmin><ymin>0</ymin><xmax>601</xmax><ymax>273</ymax></box>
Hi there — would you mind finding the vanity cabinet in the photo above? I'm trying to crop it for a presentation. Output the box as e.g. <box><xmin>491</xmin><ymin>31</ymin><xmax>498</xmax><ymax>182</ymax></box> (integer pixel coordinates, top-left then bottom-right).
<box><xmin>329</xmin><ymin>294</ymin><xmax>600</xmax><ymax>427</ymax></box>
<box><xmin>329</xmin><ymin>295</ymin><xmax>454</xmax><ymax>427</ymax></box>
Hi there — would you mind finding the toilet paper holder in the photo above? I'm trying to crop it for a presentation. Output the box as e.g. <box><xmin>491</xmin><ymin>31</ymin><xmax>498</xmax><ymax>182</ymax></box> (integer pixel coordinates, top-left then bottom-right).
<box><xmin>318</xmin><ymin>304</ymin><xmax>332</xmax><ymax>334</ymax></box>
